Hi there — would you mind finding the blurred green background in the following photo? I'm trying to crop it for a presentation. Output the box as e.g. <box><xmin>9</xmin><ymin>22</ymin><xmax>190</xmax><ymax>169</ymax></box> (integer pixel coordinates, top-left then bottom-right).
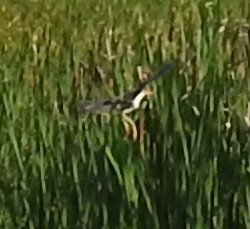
<box><xmin>0</xmin><ymin>0</ymin><xmax>250</xmax><ymax>228</ymax></box>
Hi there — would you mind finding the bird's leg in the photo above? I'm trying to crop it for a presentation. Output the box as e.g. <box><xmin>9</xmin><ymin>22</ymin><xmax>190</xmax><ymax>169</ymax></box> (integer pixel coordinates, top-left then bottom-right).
<box><xmin>122</xmin><ymin>119</ymin><xmax>130</xmax><ymax>140</ymax></box>
<box><xmin>139</xmin><ymin>115</ymin><xmax>145</xmax><ymax>142</ymax></box>
<box><xmin>122</xmin><ymin>114</ymin><xmax>137</xmax><ymax>140</ymax></box>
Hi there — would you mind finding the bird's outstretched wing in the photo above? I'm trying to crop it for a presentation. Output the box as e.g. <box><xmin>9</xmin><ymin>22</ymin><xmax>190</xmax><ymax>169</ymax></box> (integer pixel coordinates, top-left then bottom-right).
<box><xmin>77</xmin><ymin>98</ymin><xmax>132</xmax><ymax>115</ymax></box>
<box><xmin>142</xmin><ymin>61</ymin><xmax>173</xmax><ymax>85</ymax></box>
<box><xmin>121</xmin><ymin>61</ymin><xmax>173</xmax><ymax>101</ymax></box>
<box><xmin>77</xmin><ymin>99</ymin><xmax>114</xmax><ymax>114</ymax></box>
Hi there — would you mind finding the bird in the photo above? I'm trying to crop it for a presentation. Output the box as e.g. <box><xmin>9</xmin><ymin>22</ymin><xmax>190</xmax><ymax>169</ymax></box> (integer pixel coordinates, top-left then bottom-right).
<box><xmin>77</xmin><ymin>62</ymin><xmax>173</xmax><ymax>113</ymax></box>
<box><xmin>77</xmin><ymin>61</ymin><xmax>173</xmax><ymax>139</ymax></box>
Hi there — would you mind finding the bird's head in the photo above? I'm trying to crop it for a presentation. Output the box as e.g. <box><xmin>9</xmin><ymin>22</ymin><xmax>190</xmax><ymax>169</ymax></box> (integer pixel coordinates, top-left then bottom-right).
<box><xmin>137</xmin><ymin>66</ymin><xmax>150</xmax><ymax>83</ymax></box>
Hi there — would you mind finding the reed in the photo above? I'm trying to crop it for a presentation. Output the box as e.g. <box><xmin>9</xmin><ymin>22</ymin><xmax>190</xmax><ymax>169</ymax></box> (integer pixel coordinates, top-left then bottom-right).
<box><xmin>0</xmin><ymin>0</ymin><xmax>249</xmax><ymax>228</ymax></box>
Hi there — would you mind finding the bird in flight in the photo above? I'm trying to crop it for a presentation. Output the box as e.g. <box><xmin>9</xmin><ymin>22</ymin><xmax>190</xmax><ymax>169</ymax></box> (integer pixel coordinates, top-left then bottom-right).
<box><xmin>77</xmin><ymin>61</ymin><xmax>173</xmax><ymax>139</ymax></box>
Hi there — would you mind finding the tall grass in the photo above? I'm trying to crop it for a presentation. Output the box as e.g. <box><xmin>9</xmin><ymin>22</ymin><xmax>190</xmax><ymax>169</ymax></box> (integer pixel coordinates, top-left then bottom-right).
<box><xmin>0</xmin><ymin>0</ymin><xmax>250</xmax><ymax>228</ymax></box>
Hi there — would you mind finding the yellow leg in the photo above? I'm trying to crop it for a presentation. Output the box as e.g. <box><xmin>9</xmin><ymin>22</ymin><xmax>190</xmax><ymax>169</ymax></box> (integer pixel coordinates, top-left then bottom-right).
<box><xmin>139</xmin><ymin>117</ymin><xmax>144</xmax><ymax>143</ymax></box>
<box><xmin>123</xmin><ymin>119</ymin><xmax>130</xmax><ymax>140</ymax></box>
<box><xmin>122</xmin><ymin>114</ymin><xmax>137</xmax><ymax>140</ymax></box>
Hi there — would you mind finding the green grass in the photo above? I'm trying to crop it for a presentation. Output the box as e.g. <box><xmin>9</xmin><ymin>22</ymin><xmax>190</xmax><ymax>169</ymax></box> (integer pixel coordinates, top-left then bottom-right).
<box><xmin>0</xmin><ymin>0</ymin><xmax>250</xmax><ymax>228</ymax></box>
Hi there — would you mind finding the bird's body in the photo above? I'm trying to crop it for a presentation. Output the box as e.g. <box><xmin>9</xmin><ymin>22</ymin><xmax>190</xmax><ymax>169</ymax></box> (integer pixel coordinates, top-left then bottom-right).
<box><xmin>119</xmin><ymin>89</ymin><xmax>152</xmax><ymax>114</ymax></box>
<box><xmin>77</xmin><ymin>62</ymin><xmax>173</xmax><ymax>115</ymax></box>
